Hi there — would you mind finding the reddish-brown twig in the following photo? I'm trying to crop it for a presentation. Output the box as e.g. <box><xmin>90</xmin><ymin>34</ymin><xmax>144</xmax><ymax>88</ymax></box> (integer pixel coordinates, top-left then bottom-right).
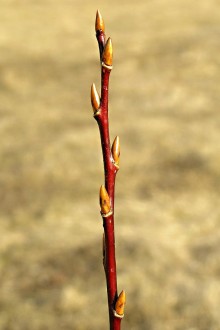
<box><xmin>91</xmin><ymin>10</ymin><xmax>125</xmax><ymax>330</ymax></box>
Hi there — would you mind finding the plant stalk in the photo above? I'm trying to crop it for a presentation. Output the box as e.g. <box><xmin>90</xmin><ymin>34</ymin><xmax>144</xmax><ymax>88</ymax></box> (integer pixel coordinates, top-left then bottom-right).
<box><xmin>95</xmin><ymin>63</ymin><xmax>121</xmax><ymax>330</ymax></box>
<box><xmin>91</xmin><ymin>10</ymin><xmax>125</xmax><ymax>330</ymax></box>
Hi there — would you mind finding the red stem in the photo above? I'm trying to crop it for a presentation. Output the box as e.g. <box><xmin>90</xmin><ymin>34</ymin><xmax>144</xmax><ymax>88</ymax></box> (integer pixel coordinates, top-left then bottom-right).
<box><xmin>96</xmin><ymin>30</ymin><xmax>105</xmax><ymax>58</ymax></box>
<box><xmin>95</xmin><ymin>36</ymin><xmax>122</xmax><ymax>330</ymax></box>
<box><xmin>99</xmin><ymin>68</ymin><xmax>116</xmax><ymax>206</ymax></box>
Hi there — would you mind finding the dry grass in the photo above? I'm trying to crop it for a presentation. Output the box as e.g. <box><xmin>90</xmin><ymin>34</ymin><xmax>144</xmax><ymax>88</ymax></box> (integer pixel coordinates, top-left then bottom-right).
<box><xmin>0</xmin><ymin>0</ymin><xmax>220</xmax><ymax>329</ymax></box>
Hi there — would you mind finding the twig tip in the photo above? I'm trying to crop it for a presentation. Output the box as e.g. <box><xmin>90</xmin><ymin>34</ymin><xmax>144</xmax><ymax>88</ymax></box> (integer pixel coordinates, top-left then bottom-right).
<box><xmin>95</xmin><ymin>9</ymin><xmax>105</xmax><ymax>32</ymax></box>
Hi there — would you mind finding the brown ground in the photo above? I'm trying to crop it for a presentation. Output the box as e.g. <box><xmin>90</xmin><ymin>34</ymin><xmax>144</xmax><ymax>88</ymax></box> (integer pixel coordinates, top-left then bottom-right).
<box><xmin>0</xmin><ymin>0</ymin><xmax>220</xmax><ymax>329</ymax></box>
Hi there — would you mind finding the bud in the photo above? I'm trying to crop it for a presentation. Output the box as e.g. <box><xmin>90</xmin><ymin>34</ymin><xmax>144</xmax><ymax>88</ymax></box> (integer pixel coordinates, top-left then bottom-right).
<box><xmin>95</xmin><ymin>9</ymin><xmax>105</xmax><ymax>32</ymax></box>
<box><xmin>115</xmin><ymin>290</ymin><xmax>126</xmax><ymax>316</ymax></box>
<box><xmin>99</xmin><ymin>185</ymin><xmax>111</xmax><ymax>215</ymax></box>
<box><xmin>102</xmin><ymin>38</ymin><xmax>113</xmax><ymax>67</ymax></box>
<box><xmin>112</xmin><ymin>136</ymin><xmax>120</xmax><ymax>167</ymax></box>
<box><xmin>91</xmin><ymin>83</ymin><xmax>100</xmax><ymax>113</ymax></box>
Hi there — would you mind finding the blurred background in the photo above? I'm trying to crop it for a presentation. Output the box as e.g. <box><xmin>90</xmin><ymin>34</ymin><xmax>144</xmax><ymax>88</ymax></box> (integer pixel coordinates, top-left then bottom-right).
<box><xmin>0</xmin><ymin>0</ymin><xmax>220</xmax><ymax>329</ymax></box>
